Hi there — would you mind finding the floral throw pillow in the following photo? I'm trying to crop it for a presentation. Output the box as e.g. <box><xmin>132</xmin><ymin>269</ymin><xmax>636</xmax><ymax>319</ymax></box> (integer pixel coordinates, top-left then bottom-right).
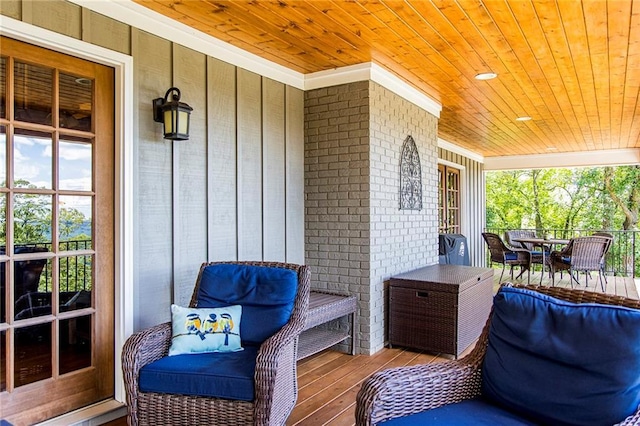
<box><xmin>168</xmin><ymin>304</ymin><xmax>243</xmax><ymax>356</ymax></box>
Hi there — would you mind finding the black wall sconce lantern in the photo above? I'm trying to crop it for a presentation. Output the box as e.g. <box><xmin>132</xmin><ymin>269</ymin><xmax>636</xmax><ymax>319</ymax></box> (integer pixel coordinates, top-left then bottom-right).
<box><xmin>153</xmin><ymin>87</ymin><xmax>193</xmax><ymax>140</ymax></box>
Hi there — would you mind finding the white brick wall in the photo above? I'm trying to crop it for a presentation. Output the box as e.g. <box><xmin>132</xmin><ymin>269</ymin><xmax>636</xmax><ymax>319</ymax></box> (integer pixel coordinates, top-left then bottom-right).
<box><xmin>305</xmin><ymin>81</ymin><xmax>439</xmax><ymax>354</ymax></box>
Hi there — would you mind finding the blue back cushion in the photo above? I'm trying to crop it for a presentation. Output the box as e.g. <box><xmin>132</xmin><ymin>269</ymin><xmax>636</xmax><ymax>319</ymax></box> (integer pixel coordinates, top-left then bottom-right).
<box><xmin>196</xmin><ymin>264</ymin><xmax>298</xmax><ymax>345</ymax></box>
<box><xmin>482</xmin><ymin>287</ymin><xmax>640</xmax><ymax>426</ymax></box>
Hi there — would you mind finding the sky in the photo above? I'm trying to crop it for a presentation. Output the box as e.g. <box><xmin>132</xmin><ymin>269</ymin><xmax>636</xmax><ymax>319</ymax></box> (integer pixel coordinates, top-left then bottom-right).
<box><xmin>4</xmin><ymin>132</ymin><xmax>93</xmax><ymax>219</ymax></box>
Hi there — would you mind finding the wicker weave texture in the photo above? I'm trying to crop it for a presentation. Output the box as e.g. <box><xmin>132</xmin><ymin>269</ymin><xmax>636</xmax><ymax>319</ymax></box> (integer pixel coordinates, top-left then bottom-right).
<box><xmin>297</xmin><ymin>290</ymin><xmax>357</xmax><ymax>359</ymax></box>
<box><xmin>122</xmin><ymin>261</ymin><xmax>310</xmax><ymax>426</ymax></box>
<box><xmin>356</xmin><ymin>284</ymin><xmax>640</xmax><ymax>426</ymax></box>
<box><xmin>388</xmin><ymin>265</ymin><xmax>493</xmax><ymax>357</ymax></box>
<box><xmin>550</xmin><ymin>236</ymin><xmax>611</xmax><ymax>289</ymax></box>
<box><xmin>482</xmin><ymin>232</ymin><xmax>532</xmax><ymax>283</ymax></box>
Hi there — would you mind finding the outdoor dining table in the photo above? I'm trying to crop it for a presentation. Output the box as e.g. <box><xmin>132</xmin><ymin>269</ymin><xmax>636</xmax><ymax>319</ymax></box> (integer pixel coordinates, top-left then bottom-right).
<box><xmin>511</xmin><ymin>237</ymin><xmax>571</xmax><ymax>283</ymax></box>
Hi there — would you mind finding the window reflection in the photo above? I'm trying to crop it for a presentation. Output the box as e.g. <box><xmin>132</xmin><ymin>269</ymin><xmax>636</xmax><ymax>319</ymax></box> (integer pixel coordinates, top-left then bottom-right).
<box><xmin>14</xmin><ymin>62</ymin><xmax>53</xmax><ymax>126</ymax></box>
<box><xmin>0</xmin><ymin>193</ymin><xmax>5</xmax><ymax>248</ymax></box>
<box><xmin>0</xmin><ymin>57</ymin><xmax>5</xmax><ymax>119</ymax></box>
<box><xmin>0</xmin><ymin>125</ymin><xmax>6</xmax><ymax>187</ymax></box>
<box><xmin>13</xmin><ymin>129</ymin><xmax>53</xmax><ymax>189</ymax></box>
<box><xmin>59</xmin><ymin>195</ymin><xmax>92</xmax><ymax>251</ymax></box>
<box><xmin>59</xmin><ymin>73</ymin><xmax>92</xmax><ymax>132</ymax></box>
<box><xmin>59</xmin><ymin>138</ymin><xmax>92</xmax><ymax>191</ymax></box>
<box><xmin>0</xmin><ymin>330</ymin><xmax>5</xmax><ymax>392</ymax></box>
<box><xmin>59</xmin><ymin>315</ymin><xmax>92</xmax><ymax>374</ymax></box>
<box><xmin>13</xmin><ymin>194</ymin><xmax>52</xmax><ymax>249</ymax></box>
<box><xmin>14</xmin><ymin>254</ymin><xmax>51</xmax><ymax>320</ymax></box>
<box><xmin>14</xmin><ymin>323</ymin><xmax>52</xmax><ymax>387</ymax></box>
<box><xmin>59</xmin><ymin>255</ymin><xmax>92</xmax><ymax>311</ymax></box>
<box><xmin>0</xmin><ymin>261</ymin><xmax>5</xmax><ymax>324</ymax></box>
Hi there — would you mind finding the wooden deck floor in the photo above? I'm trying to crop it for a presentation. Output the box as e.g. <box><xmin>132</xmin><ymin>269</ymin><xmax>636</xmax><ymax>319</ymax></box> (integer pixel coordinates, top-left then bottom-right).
<box><xmin>288</xmin><ymin>347</ymin><xmax>453</xmax><ymax>426</ymax></box>
<box><xmin>491</xmin><ymin>266</ymin><xmax>638</xmax><ymax>298</ymax></box>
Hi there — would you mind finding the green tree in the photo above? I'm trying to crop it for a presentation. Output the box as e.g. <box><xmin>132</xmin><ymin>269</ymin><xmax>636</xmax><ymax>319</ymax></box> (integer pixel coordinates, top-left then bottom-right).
<box><xmin>487</xmin><ymin>166</ymin><xmax>638</xmax><ymax>233</ymax></box>
<box><xmin>59</xmin><ymin>207</ymin><xmax>90</xmax><ymax>241</ymax></box>
<box><xmin>603</xmin><ymin>165</ymin><xmax>640</xmax><ymax>230</ymax></box>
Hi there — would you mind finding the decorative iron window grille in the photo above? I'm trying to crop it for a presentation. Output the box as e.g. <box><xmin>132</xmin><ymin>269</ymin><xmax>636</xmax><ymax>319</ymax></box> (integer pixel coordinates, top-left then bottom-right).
<box><xmin>399</xmin><ymin>135</ymin><xmax>423</xmax><ymax>210</ymax></box>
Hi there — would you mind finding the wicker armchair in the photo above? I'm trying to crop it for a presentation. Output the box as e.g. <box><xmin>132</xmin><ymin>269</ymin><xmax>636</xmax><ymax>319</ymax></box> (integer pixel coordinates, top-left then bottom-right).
<box><xmin>122</xmin><ymin>261</ymin><xmax>310</xmax><ymax>426</ymax></box>
<box><xmin>504</xmin><ymin>230</ymin><xmax>547</xmax><ymax>281</ymax></box>
<box><xmin>550</xmin><ymin>236</ymin><xmax>611</xmax><ymax>290</ymax></box>
<box><xmin>356</xmin><ymin>285</ymin><xmax>640</xmax><ymax>426</ymax></box>
<box><xmin>482</xmin><ymin>232</ymin><xmax>531</xmax><ymax>284</ymax></box>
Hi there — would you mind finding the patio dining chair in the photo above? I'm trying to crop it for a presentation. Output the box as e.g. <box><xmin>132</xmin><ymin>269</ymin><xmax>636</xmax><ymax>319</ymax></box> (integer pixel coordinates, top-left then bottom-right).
<box><xmin>550</xmin><ymin>236</ymin><xmax>611</xmax><ymax>291</ymax></box>
<box><xmin>504</xmin><ymin>230</ymin><xmax>547</xmax><ymax>281</ymax></box>
<box><xmin>592</xmin><ymin>232</ymin><xmax>614</xmax><ymax>284</ymax></box>
<box><xmin>482</xmin><ymin>232</ymin><xmax>531</xmax><ymax>284</ymax></box>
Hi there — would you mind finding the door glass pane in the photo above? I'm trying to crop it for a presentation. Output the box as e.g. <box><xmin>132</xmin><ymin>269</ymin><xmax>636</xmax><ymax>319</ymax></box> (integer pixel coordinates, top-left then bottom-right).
<box><xmin>59</xmin><ymin>315</ymin><xmax>92</xmax><ymax>374</ymax></box>
<box><xmin>1</xmin><ymin>261</ymin><xmax>5</xmax><ymax>324</ymax></box>
<box><xmin>59</xmin><ymin>195</ymin><xmax>92</xmax><ymax>250</ymax></box>
<box><xmin>0</xmin><ymin>125</ymin><xmax>6</xmax><ymax>187</ymax></box>
<box><xmin>14</xmin><ymin>62</ymin><xmax>52</xmax><ymax>126</ymax></box>
<box><xmin>59</xmin><ymin>73</ymin><xmax>92</xmax><ymax>132</ymax></box>
<box><xmin>13</xmin><ymin>129</ymin><xmax>53</xmax><ymax>189</ymax></box>
<box><xmin>0</xmin><ymin>193</ymin><xmax>5</xmax><ymax>248</ymax></box>
<box><xmin>14</xmin><ymin>323</ymin><xmax>52</xmax><ymax>387</ymax></box>
<box><xmin>1</xmin><ymin>330</ymin><xmax>5</xmax><ymax>391</ymax></box>
<box><xmin>0</xmin><ymin>57</ymin><xmax>5</xmax><ymax>119</ymax></box>
<box><xmin>59</xmin><ymin>138</ymin><xmax>92</xmax><ymax>191</ymax></box>
<box><xmin>15</xmin><ymin>257</ymin><xmax>51</xmax><ymax>320</ymax></box>
<box><xmin>13</xmin><ymin>194</ymin><xmax>52</xmax><ymax>249</ymax></box>
<box><xmin>59</xmin><ymin>255</ymin><xmax>92</xmax><ymax>309</ymax></box>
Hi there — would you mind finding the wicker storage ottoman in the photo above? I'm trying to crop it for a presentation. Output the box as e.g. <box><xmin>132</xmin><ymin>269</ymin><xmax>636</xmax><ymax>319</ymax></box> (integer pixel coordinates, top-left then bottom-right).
<box><xmin>389</xmin><ymin>264</ymin><xmax>494</xmax><ymax>358</ymax></box>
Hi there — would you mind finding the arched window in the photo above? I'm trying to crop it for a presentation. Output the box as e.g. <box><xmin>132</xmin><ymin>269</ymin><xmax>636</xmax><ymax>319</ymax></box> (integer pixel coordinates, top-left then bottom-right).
<box><xmin>399</xmin><ymin>135</ymin><xmax>422</xmax><ymax>210</ymax></box>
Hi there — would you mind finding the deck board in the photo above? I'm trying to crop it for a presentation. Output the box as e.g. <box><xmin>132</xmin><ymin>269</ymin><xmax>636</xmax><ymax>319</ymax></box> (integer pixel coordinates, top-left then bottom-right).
<box><xmin>491</xmin><ymin>266</ymin><xmax>638</xmax><ymax>299</ymax></box>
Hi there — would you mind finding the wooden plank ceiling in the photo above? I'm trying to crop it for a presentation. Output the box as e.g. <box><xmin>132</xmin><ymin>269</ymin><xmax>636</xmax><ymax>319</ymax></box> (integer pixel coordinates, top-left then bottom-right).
<box><xmin>134</xmin><ymin>0</ymin><xmax>640</xmax><ymax>158</ymax></box>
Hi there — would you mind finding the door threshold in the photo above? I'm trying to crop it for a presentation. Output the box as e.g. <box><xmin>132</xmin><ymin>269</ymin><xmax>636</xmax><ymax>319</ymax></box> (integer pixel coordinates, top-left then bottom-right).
<box><xmin>35</xmin><ymin>400</ymin><xmax>126</xmax><ymax>426</ymax></box>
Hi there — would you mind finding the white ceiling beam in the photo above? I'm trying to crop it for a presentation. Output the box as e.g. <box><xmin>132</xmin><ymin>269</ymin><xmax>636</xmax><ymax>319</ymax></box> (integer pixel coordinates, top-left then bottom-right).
<box><xmin>483</xmin><ymin>149</ymin><xmax>640</xmax><ymax>170</ymax></box>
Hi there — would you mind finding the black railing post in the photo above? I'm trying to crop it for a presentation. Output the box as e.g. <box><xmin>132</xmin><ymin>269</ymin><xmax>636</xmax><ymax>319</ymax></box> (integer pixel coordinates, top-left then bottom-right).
<box><xmin>633</xmin><ymin>231</ymin><xmax>637</xmax><ymax>278</ymax></box>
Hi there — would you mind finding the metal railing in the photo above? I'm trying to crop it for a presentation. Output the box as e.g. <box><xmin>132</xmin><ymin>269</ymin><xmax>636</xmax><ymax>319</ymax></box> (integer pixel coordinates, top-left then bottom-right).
<box><xmin>15</xmin><ymin>240</ymin><xmax>93</xmax><ymax>293</ymax></box>
<box><xmin>484</xmin><ymin>228</ymin><xmax>638</xmax><ymax>278</ymax></box>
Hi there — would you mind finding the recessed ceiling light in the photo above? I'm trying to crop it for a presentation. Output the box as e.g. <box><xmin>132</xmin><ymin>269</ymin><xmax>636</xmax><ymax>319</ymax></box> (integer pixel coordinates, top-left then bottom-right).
<box><xmin>474</xmin><ymin>72</ymin><xmax>498</xmax><ymax>80</ymax></box>
<box><xmin>75</xmin><ymin>77</ymin><xmax>92</xmax><ymax>86</ymax></box>
<box><xmin>516</xmin><ymin>116</ymin><xmax>532</xmax><ymax>121</ymax></box>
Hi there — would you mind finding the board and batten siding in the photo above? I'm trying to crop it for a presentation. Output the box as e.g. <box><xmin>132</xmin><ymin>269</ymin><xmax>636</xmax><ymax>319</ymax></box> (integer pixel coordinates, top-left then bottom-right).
<box><xmin>438</xmin><ymin>147</ymin><xmax>487</xmax><ymax>268</ymax></box>
<box><xmin>2</xmin><ymin>1</ymin><xmax>306</xmax><ymax>331</ymax></box>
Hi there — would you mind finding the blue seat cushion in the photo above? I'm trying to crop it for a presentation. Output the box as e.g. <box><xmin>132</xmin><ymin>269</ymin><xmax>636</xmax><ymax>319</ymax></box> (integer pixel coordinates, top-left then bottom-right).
<box><xmin>504</xmin><ymin>253</ymin><xmax>518</xmax><ymax>261</ymax></box>
<box><xmin>379</xmin><ymin>398</ymin><xmax>537</xmax><ymax>425</ymax></box>
<box><xmin>139</xmin><ymin>345</ymin><xmax>258</xmax><ymax>401</ymax></box>
<box><xmin>196</xmin><ymin>264</ymin><xmax>298</xmax><ymax>345</ymax></box>
<box><xmin>530</xmin><ymin>250</ymin><xmax>548</xmax><ymax>255</ymax></box>
<box><xmin>482</xmin><ymin>287</ymin><xmax>640</xmax><ymax>426</ymax></box>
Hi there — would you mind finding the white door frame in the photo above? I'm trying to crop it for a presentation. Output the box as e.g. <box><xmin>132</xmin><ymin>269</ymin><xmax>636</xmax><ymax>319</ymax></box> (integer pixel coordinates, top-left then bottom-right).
<box><xmin>1</xmin><ymin>16</ymin><xmax>134</xmax><ymax>405</ymax></box>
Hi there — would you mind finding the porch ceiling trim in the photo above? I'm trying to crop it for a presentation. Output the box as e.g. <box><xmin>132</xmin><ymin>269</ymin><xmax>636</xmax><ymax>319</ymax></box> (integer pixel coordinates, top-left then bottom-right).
<box><xmin>438</xmin><ymin>138</ymin><xmax>484</xmax><ymax>163</ymax></box>
<box><xmin>305</xmin><ymin>63</ymin><xmax>442</xmax><ymax>118</ymax></box>
<box><xmin>483</xmin><ymin>148</ymin><xmax>640</xmax><ymax>171</ymax></box>
<box><xmin>68</xmin><ymin>0</ymin><xmax>306</xmax><ymax>89</ymax></box>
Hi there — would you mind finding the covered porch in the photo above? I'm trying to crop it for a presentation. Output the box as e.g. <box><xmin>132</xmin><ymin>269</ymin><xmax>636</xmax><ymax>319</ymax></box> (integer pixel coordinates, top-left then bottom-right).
<box><xmin>2</xmin><ymin>0</ymin><xmax>640</xmax><ymax>424</ymax></box>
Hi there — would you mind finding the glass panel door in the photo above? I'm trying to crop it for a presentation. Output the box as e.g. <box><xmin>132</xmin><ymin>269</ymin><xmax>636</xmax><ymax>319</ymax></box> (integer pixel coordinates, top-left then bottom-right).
<box><xmin>0</xmin><ymin>36</ymin><xmax>115</xmax><ymax>425</ymax></box>
<box><xmin>438</xmin><ymin>164</ymin><xmax>461</xmax><ymax>234</ymax></box>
